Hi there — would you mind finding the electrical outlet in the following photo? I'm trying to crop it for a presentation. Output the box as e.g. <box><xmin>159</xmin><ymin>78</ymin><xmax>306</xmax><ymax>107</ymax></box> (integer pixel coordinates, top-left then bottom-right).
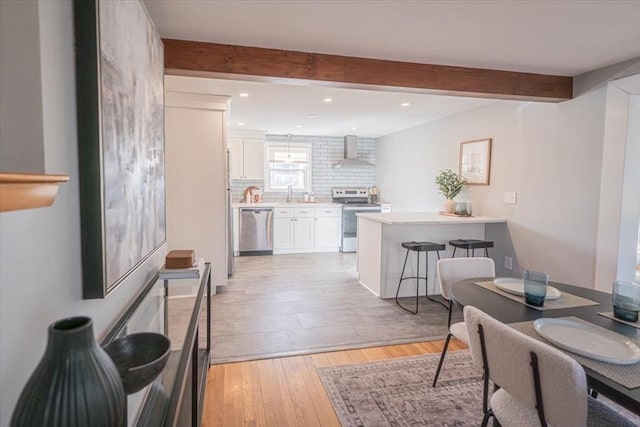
<box><xmin>504</xmin><ymin>191</ymin><xmax>517</xmax><ymax>205</ymax></box>
<box><xmin>504</xmin><ymin>256</ymin><xmax>513</xmax><ymax>270</ymax></box>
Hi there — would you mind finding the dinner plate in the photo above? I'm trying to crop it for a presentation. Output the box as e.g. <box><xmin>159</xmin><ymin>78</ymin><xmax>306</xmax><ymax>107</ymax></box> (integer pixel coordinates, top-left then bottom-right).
<box><xmin>494</xmin><ymin>278</ymin><xmax>562</xmax><ymax>300</ymax></box>
<box><xmin>533</xmin><ymin>318</ymin><xmax>640</xmax><ymax>365</ymax></box>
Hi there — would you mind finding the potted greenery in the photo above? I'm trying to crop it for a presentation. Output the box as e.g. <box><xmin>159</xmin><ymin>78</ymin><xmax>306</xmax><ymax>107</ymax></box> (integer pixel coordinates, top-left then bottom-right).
<box><xmin>435</xmin><ymin>169</ymin><xmax>467</xmax><ymax>213</ymax></box>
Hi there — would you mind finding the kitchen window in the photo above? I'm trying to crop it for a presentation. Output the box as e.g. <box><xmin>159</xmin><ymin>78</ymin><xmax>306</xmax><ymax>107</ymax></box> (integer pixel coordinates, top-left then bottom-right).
<box><xmin>264</xmin><ymin>142</ymin><xmax>312</xmax><ymax>192</ymax></box>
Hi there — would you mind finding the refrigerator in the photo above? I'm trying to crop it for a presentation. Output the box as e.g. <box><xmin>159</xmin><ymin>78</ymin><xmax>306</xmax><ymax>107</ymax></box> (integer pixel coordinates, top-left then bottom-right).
<box><xmin>227</xmin><ymin>149</ymin><xmax>234</xmax><ymax>276</ymax></box>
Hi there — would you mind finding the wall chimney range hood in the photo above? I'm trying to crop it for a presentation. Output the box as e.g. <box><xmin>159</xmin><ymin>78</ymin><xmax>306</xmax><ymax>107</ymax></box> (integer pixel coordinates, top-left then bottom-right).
<box><xmin>333</xmin><ymin>135</ymin><xmax>375</xmax><ymax>169</ymax></box>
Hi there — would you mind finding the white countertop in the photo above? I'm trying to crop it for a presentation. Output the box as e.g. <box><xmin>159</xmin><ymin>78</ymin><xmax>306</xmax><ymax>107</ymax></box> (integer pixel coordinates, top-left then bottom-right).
<box><xmin>356</xmin><ymin>212</ymin><xmax>507</xmax><ymax>225</ymax></box>
<box><xmin>232</xmin><ymin>201</ymin><xmax>341</xmax><ymax>209</ymax></box>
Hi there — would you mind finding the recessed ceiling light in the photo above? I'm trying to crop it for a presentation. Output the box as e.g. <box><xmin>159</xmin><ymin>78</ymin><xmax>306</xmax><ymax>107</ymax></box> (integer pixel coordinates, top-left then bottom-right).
<box><xmin>237</xmin><ymin>122</ymin><xmax>245</xmax><ymax>126</ymax></box>
<box><xmin>351</xmin><ymin>127</ymin><xmax>358</xmax><ymax>130</ymax></box>
<box><xmin>307</xmin><ymin>114</ymin><xmax>318</xmax><ymax>119</ymax></box>
<box><xmin>401</xmin><ymin>102</ymin><xmax>411</xmax><ymax>107</ymax></box>
<box><xmin>323</xmin><ymin>97</ymin><xmax>333</xmax><ymax>103</ymax></box>
<box><xmin>296</xmin><ymin>125</ymin><xmax>303</xmax><ymax>129</ymax></box>
<box><xmin>239</xmin><ymin>92</ymin><xmax>249</xmax><ymax>97</ymax></box>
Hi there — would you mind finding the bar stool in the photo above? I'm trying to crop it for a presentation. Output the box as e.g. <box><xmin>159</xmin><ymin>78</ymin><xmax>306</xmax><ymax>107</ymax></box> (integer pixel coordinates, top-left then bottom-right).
<box><xmin>449</xmin><ymin>239</ymin><xmax>494</xmax><ymax>257</ymax></box>
<box><xmin>395</xmin><ymin>241</ymin><xmax>446</xmax><ymax>314</ymax></box>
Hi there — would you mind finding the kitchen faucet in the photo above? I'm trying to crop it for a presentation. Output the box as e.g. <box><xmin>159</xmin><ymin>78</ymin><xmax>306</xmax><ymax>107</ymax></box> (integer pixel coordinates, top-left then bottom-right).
<box><xmin>286</xmin><ymin>184</ymin><xmax>293</xmax><ymax>203</ymax></box>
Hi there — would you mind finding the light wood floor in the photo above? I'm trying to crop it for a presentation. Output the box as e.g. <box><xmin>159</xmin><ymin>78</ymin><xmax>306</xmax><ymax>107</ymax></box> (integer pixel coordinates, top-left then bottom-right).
<box><xmin>202</xmin><ymin>339</ymin><xmax>467</xmax><ymax>427</ymax></box>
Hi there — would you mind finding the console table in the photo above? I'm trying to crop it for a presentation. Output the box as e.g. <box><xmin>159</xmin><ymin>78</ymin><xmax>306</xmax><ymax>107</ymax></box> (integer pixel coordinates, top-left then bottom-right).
<box><xmin>102</xmin><ymin>262</ymin><xmax>212</xmax><ymax>426</ymax></box>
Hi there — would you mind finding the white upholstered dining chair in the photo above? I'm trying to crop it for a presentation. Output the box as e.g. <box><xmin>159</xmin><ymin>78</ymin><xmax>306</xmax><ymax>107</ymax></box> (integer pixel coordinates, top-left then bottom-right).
<box><xmin>463</xmin><ymin>305</ymin><xmax>636</xmax><ymax>427</ymax></box>
<box><xmin>432</xmin><ymin>257</ymin><xmax>495</xmax><ymax>387</ymax></box>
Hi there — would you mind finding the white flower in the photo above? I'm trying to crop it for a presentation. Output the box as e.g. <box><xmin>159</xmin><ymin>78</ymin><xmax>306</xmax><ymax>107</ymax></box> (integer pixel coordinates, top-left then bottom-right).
<box><xmin>435</xmin><ymin>170</ymin><xmax>467</xmax><ymax>199</ymax></box>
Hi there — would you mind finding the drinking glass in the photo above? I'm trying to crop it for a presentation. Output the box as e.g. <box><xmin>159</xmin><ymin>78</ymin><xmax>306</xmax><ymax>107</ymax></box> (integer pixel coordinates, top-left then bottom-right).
<box><xmin>612</xmin><ymin>281</ymin><xmax>640</xmax><ymax>322</ymax></box>
<box><xmin>524</xmin><ymin>270</ymin><xmax>549</xmax><ymax>307</ymax></box>
<box><xmin>454</xmin><ymin>201</ymin><xmax>472</xmax><ymax>216</ymax></box>
<box><xmin>465</xmin><ymin>201</ymin><xmax>473</xmax><ymax>216</ymax></box>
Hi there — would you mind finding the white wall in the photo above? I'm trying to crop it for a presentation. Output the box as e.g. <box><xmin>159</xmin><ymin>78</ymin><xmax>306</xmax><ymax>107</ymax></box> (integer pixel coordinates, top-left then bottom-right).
<box><xmin>377</xmin><ymin>88</ymin><xmax>608</xmax><ymax>287</ymax></box>
<box><xmin>0</xmin><ymin>0</ymin><xmax>45</xmax><ymax>172</ymax></box>
<box><xmin>593</xmin><ymin>75</ymin><xmax>640</xmax><ymax>290</ymax></box>
<box><xmin>377</xmin><ymin>101</ymin><xmax>521</xmax><ymax>214</ymax></box>
<box><xmin>0</xmin><ymin>2</ymin><xmax>164</xmax><ymax>424</ymax></box>
<box><xmin>616</xmin><ymin>94</ymin><xmax>639</xmax><ymax>282</ymax></box>
<box><xmin>594</xmin><ymin>85</ymin><xmax>630</xmax><ymax>290</ymax></box>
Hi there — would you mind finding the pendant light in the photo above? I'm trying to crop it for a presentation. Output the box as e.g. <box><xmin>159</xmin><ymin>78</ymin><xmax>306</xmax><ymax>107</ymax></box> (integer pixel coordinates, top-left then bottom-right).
<box><xmin>286</xmin><ymin>134</ymin><xmax>293</xmax><ymax>163</ymax></box>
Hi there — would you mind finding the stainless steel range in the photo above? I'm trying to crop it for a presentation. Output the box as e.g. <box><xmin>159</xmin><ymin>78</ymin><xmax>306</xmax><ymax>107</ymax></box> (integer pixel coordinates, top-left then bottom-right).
<box><xmin>332</xmin><ymin>188</ymin><xmax>381</xmax><ymax>252</ymax></box>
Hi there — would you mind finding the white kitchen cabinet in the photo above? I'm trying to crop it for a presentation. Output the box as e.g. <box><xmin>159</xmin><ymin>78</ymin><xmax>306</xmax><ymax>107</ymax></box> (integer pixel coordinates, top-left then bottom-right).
<box><xmin>227</xmin><ymin>138</ymin><xmax>244</xmax><ymax>180</ymax></box>
<box><xmin>243</xmin><ymin>139</ymin><xmax>264</xmax><ymax>179</ymax></box>
<box><xmin>272</xmin><ymin>204</ymin><xmax>341</xmax><ymax>253</ymax></box>
<box><xmin>274</xmin><ymin>207</ymin><xmax>294</xmax><ymax>217</ymax></box>
<box><xmin>314</xmin><ymin>217</ymin><xmax>341</xmax><ymax>248</ymax></box>
<box><xmin>273</xmin><ymin>209</ymin><xmax>294</xmax><ymax>250</ymax></box>
<box><xmin>294</xmin><ymin>217</ymin><xmax>314</xmax><ymax>248</ymax></box>
<box><xmin>313</xmin><ymin>206</ymin><xmax>341</xmax><ymax>249</ymax></box>
<box><xmin>228</xmin><ymin>137</ymin><xmax>264</xmax><ymax>180</ymax></box>
<box><xmin>274</xmin><ymin>207</ymin><xmax>314</xmax><ymax>251</ymax></box>
<box><xmin>291</xmin><ymin>208</ymin><xmax>315</xmax><ymax>248</ymax></box>
<box><xmin>273</xmin><ymin>217</ymin><xmax>294</xmax><ymax>249</ymax></box>
<box><xmin>293</xmin><ymin>207</ymin><xmax>314</xmax><ymax>217</ymax></box>
<box><xmin>314</xmin><ymin>206</ymin><xmax>342</xmax><ymax>217</ymax></box>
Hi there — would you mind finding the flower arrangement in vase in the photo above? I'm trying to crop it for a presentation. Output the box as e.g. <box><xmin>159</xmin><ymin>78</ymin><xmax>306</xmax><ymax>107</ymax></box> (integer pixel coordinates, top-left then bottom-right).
<box><xmin>435</xmin><ymin>169</ymin><xmax>467</xmax><ymax>213</ymax></box>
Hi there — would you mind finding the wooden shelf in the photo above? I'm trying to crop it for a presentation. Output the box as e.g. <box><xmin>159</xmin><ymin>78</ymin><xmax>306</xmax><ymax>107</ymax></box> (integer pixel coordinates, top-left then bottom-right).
<box><xmin>0</xmin><ymin>173</ymin><xmax>69</xmax><ymax>212</ymax></box>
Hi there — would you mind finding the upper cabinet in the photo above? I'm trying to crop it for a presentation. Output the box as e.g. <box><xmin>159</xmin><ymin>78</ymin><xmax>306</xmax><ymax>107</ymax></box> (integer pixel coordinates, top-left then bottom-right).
<box><xmin>227</xmin><ymin>138</ymin><xmax>244</xmax><ymax>180</ymax></box>
<box><xmin>228</xmin><ymin>137</ymin><xmax>264</xmax><ymax>180</ymax></box>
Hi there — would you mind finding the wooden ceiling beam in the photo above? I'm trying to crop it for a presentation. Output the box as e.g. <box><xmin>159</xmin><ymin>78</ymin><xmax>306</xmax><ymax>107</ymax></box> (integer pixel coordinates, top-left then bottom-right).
<box><xmin>163</xmin><ymin>39</ymin><xmax>573</xmax><ymax>102</ymax></box>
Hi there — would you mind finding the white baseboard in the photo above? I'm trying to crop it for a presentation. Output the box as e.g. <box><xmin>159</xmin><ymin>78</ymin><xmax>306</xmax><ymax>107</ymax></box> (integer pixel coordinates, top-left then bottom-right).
<box><xmin>273</xmin><ymin>247</ymin><xmax>339</xmax><ymax>255</ymax></box>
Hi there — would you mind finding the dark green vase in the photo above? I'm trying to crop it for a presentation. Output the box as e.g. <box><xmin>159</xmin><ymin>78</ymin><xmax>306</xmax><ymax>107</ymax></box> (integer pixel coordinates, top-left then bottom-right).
<box><xmin>11</xmin><ymin>316</ymin><xmax>126</xmax><ymax>426</ymax></box>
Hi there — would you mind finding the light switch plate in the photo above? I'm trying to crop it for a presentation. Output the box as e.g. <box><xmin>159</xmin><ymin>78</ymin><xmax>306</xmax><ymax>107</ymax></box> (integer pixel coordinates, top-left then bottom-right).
<box><xmin>504</xmin><ymin>256</ymin><xmax>513</xmax><ymax>270</ymax></box>
<box><xmin>504</xmin><ymin>191</ymin><xmax>517</xmax><ymax>204</ymax></box>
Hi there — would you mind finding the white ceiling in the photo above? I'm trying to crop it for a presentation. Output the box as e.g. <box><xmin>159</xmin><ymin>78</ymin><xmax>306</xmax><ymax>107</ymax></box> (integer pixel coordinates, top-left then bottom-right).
<box><xmin>151</xmin><ymin>1</ymin><xmax>639</xmax><ymax>138</ymax></box>
<box><xmin>145</xmin><ymin>0</ymin><xmax>640</xmax><ymax>76</ymax></box>
<box><xmin>166</xmin><ymin>75</ymin><xmax>498</xmax><ymax>137</ymax></box>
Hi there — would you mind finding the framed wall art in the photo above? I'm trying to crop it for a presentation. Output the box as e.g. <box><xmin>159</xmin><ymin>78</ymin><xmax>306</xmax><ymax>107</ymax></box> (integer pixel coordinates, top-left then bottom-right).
<box><xmin>459</xmin><ymin>138</ymin><xmax>492</xmax><ymax>185</ymax></box>
<box><xmin>74</xmin><ymin>0</ymin><xmax>165</xmax><ymax>298</ymax></box>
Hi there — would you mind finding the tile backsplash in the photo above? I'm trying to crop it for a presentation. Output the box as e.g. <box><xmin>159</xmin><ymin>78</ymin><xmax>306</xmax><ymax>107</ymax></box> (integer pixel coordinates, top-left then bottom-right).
<box><xmin>231</xmin><ymin>134</ymin><xmax>376</xmax><ymax>202</ymax></box>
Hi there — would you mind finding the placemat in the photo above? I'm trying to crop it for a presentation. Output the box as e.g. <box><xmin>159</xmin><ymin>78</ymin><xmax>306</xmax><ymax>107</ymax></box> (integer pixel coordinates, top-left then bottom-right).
<box><xmin>509</xmin><ymin>317</ymin><xmax>640</xmax><ymax>389</ymax></box>
<box><xmin>598</xmin><ymin>311</ymin><xmax>640</xmax><ymax>329</ymax></box>
<box><xmin>473</xmin><ymin>280</ymin><xmax>599</xmax><ymax>310</ymax></box>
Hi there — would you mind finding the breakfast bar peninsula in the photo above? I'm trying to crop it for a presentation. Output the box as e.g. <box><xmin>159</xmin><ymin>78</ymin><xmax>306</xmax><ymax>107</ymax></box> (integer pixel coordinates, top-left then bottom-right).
<box><xmin>356</xmin><ymin>212</ymin><xmax>507</xmax><ymax>298</ymax></box>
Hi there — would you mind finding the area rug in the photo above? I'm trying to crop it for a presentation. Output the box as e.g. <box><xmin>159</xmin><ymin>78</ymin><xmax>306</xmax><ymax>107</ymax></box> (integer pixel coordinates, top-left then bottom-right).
<box><xmin>317</xmin><ymin>350</ymin><xmax>640</xmax><ymax>427</ymax></box>
<box><xmin>318</xmin><ymin>350</ymin><xmax>485</xmax><ymax>426</ymax></box>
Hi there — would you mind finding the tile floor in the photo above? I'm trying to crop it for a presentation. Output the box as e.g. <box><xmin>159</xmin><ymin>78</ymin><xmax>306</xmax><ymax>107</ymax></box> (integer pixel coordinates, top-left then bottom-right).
<box><xmin>210</xmin><ymin>252</ymin><xmax>461</xmax><ymax>364</ymax></box>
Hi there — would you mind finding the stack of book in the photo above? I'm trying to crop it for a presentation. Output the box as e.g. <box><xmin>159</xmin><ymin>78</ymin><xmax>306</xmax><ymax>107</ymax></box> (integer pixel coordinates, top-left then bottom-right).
<box><xmin>159</xmin><ymin>250</ymin><xmax>203</xmax><ymax>280</ymax></box>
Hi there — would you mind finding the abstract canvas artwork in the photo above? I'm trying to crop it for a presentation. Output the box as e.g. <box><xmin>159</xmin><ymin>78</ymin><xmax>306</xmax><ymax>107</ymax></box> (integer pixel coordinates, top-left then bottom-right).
<box><xmin>74</xmin><ymin>0</ymin><xmax>165</xmax><ymax>298</ymax></box>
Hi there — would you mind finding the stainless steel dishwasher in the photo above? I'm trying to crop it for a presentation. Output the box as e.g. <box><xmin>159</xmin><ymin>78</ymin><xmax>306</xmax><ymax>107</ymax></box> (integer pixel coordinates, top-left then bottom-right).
<box><xmin>239</xmin><ymin>208</ymin><xmax>273</xmax><ymax>255</ymax></box>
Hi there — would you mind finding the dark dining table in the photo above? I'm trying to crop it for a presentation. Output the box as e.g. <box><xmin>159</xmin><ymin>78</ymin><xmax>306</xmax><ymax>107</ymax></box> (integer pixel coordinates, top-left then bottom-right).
<box><xmin>451</xmin><ymin>278</ymin><xmax>640</xmax><ymax>414</ymax></box>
